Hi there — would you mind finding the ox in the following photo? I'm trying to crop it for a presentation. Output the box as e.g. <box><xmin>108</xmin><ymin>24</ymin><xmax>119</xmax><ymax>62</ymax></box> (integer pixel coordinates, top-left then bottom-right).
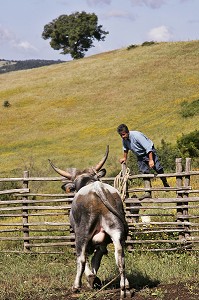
<box><xmin>49</xmin><ymin>146</ymin><xmax>131</xmax><ymax>299</ymax></box>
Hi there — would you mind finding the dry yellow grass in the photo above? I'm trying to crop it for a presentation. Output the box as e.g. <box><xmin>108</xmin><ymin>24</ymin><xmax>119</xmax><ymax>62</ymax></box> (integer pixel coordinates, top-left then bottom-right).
<box><xmin>0</xmin><ymin>41</ymin><xmax>198</xmax><ymax>176</ymax></box>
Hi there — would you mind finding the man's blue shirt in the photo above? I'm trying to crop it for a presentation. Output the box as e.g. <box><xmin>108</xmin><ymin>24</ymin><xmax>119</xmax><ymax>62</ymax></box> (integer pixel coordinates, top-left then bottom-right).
<box><xmin>122</xmin><ymin>131</ymin><xmax>154</xmax><ymax>157</ymax></box>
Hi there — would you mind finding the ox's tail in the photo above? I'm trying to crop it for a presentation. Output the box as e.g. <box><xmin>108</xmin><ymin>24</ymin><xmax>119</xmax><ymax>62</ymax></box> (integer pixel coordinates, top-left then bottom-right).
<box><xmin>94</xmin><ymin>183</ymin><xmax>128</xmax><ymax>237</ymax></box>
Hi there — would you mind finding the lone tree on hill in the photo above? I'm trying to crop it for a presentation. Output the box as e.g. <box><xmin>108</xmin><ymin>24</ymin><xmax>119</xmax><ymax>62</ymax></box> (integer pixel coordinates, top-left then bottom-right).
<box><xmin>42</xmin><ymin>11</ymin><xmax>109</xmax><ymax>59</ymax></box>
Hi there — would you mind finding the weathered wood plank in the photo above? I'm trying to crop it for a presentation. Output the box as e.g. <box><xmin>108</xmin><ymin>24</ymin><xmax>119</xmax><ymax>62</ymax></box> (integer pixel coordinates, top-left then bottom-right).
<box><xmin>0</xmin><ymin>198</ymin><xmax>73</xmax><ymax>205</ymax></box>
<box><xmin>0</xmin><ymin>222</ymin><xmax>70</xmax><ymax>226</ymax></box>
<box><xmin>0</xmin><ymin>188</ymin><xmax>29</xmax><ymax>195</ymax></box>
<box><xmin>0</xmin><ymin>235</ymin><xmax>75</xmax><ymax>241</ymax></box>
<box><xmin>125</xmin><ymin>197</ymin><xmax>199</xmax><ymax>203</ymax></box>
<box><xmin>0</xmin><ymin>205</ymin><xmax>70</xmax><ymax>211</ymax></box>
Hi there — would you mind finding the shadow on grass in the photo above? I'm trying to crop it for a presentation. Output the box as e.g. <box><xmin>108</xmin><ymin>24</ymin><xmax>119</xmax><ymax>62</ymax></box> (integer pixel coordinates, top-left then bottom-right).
<box><xmin>101</xmin><ymin>270</ymin><xmax>160</xmax><ymax>291</ymax></box>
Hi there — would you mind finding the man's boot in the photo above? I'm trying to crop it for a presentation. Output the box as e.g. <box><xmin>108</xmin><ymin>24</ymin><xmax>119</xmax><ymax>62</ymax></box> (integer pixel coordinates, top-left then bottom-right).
<box><xmin>161</xmin><ymin>178</ymin><xmax>170</xmax><ymax>187</ymax></box>
<box><xmin>139</xmin><ymin>192</ymin><xmax>151</xmax><ymax>200</ymax></box>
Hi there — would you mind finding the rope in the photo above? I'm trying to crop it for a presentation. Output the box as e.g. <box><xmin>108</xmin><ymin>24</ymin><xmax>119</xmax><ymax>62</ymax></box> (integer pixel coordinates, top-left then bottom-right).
<box><xmin>86</xmin><ymin>272</ymin><xmax>121</xmax><ymax>300</ymax></box>
<box><xmin>114</xmin><ymin>164</ymin><xmax>130</xmax><ymax>201</ymax></box>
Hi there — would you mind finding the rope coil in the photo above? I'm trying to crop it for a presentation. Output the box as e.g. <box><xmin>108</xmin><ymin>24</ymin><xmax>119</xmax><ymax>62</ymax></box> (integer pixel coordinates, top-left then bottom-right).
<box><xmin>114</xmin><ymin>164</ymin><xmax>130</xmax><ymax>201</ymax></box>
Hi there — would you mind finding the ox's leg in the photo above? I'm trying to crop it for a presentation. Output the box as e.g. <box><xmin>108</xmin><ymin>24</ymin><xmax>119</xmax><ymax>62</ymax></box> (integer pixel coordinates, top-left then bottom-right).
<box><xmin>85</xmin><ymin>260</ymin><xmax>95</xmax><ymax>288</ymax></box>
<box><xmin>91</xmin><ymin>245</ymin><xmax>107</xmax><ymax>275</ymax></box>
<box><xmin>84</xmin><ymin>246</ymin><xmax>106</xmax><ymax>289</ymax></box>
<box><xmin>72</xmin><ymin>243</ymin><xmax>87</xmax><ymax>292</ymax></box>
<box><xmin>88</xmin><ymin>245</ymin><xmax>108</xmax><ymax>289</ymax></box>
<box><xmin>111</xmin><ymin>234</ymin><xmax>131</xmax><ymax>299</ymax></box>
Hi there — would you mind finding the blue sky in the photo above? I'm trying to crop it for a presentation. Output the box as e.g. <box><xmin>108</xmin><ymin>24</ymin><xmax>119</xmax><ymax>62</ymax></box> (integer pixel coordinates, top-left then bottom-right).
<box><xmin>0</xmin><ymin>0</ymin><xmax>198</xmax><ymax>61</ymax></box>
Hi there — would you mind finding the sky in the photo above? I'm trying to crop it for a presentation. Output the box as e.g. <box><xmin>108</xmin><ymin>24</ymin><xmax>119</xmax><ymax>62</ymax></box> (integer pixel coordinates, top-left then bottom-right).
<box><xmin>0</xmin><ymin>0</ymin><xmax>198</xmax><ymax>61</ymax></box>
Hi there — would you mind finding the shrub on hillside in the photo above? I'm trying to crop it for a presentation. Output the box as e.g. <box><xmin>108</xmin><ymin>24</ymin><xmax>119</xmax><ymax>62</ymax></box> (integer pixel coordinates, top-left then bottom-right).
<box><xmin>157</xmin><ymin>139</ymin><xmax>181</xmax><ymax>172</ymax></box>
<box><xmin>141</xmin><ymin>41</ymin><xmax>156</xmax><ymax>46</ymax></box>
<box><xmin>0</xmin><ymin>181</ymin><xmax>20</xmax><ymax>201</ymax></box>
<box><xmin>127</xmin><ymin>44</ymin><xmax>138</xmax><ymax>50</ymax></box>
<box><xmin>158</xmin><ymin>132</ymin><xmax>199</xmax><ymax>170</ymax></box>
<box><xmin>127</xmin><ymin>152</ymin><xmax>140</xmax><ymax>175</ymax></box>
<box><xmin>3</xmin><ymin>100</ymin><xmax>11</xmax><ymax>107</ymax></box>
<box><xmin>177</xmin><ymin>130</ymin><xmax>199</xmax><ymax>158</ymax></box>
<box><xmin>180</xmin><ymin>99</ymin><xmax>199</xmax><ymax>118</ymax></box>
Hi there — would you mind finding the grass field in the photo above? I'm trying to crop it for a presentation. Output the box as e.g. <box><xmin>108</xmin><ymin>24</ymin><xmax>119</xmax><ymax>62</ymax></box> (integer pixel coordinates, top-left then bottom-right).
<box><xmin>0</xmin><ymin>250</ymin><xmax>198</xmax><ymax>300</ymax></box>
<box><xmin>0</xmin><ymin>40</ymin><xmax>199</xmax><ymax>178</ymax></box>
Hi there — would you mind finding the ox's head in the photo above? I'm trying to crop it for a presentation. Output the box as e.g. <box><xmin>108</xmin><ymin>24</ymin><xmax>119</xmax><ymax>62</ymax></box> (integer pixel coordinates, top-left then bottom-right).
<box><xmin>48</xmin><ymin>146</ymin><xmax>109</xmax><ymax>192</ymax></box>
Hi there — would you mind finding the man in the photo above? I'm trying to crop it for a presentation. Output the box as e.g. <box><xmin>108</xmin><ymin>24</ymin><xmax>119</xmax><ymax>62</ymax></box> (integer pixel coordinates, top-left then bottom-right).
<box><xmin>117</xmin><ymin>124</ymin><xmax>169</xmax><ymax>199</ymax></box>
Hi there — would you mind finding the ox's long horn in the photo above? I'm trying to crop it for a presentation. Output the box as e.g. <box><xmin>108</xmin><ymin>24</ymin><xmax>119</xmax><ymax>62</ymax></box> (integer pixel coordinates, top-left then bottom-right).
<box><xmin>48</xmin><ymin>159</ymin><xmax>72</xmax><ymax>179</ymax></box>
<box><xmin>94</xmin><ymin>145</ymin><xmax>109</xmax><ymax>171</ymax></box>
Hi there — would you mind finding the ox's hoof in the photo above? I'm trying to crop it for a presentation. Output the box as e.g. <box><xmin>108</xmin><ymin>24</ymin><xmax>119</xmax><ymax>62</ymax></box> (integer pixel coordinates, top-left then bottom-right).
<box><xmin>87</xmin><ymin>274</ymin><xmax>102</xmax><ymax>289</ymax></box>
<box><xmin>87</xmin><ymin>274</ymin><xmax>95</xmax><ymax>289</ymax></box>
<box><xmin>120</xmin><ymin>289</ymin><xmax>132</xmax><ymax>299</ymax></box>
<box><xmin>93</xmin><ymin>276</ymin><xmax>102</xmax><ymax>289</ymax></box>
<box><xmin>125</xmin><ymin>289</ymin><xmax>132</xmax><ymax>299</ymax></box>
<box><xmin>71</xmin><ymin>286</ymin><xmax>81</xmax><ymax>293</ymax></box>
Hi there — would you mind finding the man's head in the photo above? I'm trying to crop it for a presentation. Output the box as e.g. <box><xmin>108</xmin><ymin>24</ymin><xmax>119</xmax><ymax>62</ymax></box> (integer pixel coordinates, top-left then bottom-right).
<box><xmin>117</xmin><ymin>124</ymin><xmax>129</xmax><ymax>139</ymax></box>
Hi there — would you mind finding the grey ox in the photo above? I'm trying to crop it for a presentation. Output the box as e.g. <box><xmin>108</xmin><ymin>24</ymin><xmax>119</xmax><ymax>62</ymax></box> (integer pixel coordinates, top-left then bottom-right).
<box><xmin>49</xmin><ymin>146</ymin><xmax>131</xmax><ymax>299</ymax></box>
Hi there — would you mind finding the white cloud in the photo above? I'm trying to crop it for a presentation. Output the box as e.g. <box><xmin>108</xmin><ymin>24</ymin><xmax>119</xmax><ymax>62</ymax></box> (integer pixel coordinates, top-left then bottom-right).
<box><xmin>13</xmin><ymin>41</ymin><xmax>38</xmax><ymax>52</ymax></box>
<box><xmin>130</xmin><ymin>0</ymin><xmax>166</xmax><ymax>9</ymax></box>
<box><xmin>0</xmin><ymin>25</ymin><xmax>15</xmax><ymax>43</ymax></box>
<box><xmin>188</xmin><ymin>19</ymin><xmax>199</xmax><ymax>24</ymax></box>
<box><xmin>180</xmin><ymin>0</ymin><xmax>193</xmax><ymax>2</ymax></box>
<box><xmin>0</xmin><ymin>25</ymin><xmax>38</xmax><ymax>54</ymax></box>
<box><xmin>87</xmin><ymin>0</ymin><xmax>111</xmax><ymax>6</ymax></box>
<box><xmin>103</xmin><ymin>10</ymin><xmax>136</xmax><ymax>21</ymax></box>
<box><xmin>148</xmin><ymin>25</ymin><xmax>173</xmax><ymax>41</ymax></box>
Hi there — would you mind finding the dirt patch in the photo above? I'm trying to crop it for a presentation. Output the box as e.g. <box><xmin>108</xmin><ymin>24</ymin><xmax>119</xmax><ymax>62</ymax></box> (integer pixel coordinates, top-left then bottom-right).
<box><xmin>48</xmin><ymin>281</ymin><xmax>199</xmax><ymax>300</ymax></box>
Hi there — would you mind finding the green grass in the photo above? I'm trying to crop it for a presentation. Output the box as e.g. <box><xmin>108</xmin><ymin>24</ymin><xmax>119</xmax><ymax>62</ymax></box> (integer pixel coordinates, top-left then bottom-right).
<box><xmin>0</xmin><ymin>251</ymin><xmax>198</xmax><ymax>300</ymax></box>
<box><xmin>0</xmin><ymin>252</ymin><xmax>75</xmax><ymax>300</ymax></box>
<box><xmin>0</xmin><ymin>41</ymin><xmax>199</xmax><ymax>177</ymax></box>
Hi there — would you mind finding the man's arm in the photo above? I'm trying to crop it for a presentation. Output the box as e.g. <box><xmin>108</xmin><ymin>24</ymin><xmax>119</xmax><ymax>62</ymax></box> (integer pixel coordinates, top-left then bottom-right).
<box><xmin>148</xmin><ymin>151</ymin><xmax>154</xmax><ymax>168</ymax></box>
<box><xmin>120</xmin><ymin>150</ymin><xmax>128</xmax><ymax>164</ymax></box>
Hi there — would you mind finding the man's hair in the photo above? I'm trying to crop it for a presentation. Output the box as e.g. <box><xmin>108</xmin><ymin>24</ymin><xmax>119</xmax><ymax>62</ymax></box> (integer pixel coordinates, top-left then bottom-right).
<box><xmin>117</xmin><ymin>124</ymin><xmax>129</xmax><ymax>134</ymax></box>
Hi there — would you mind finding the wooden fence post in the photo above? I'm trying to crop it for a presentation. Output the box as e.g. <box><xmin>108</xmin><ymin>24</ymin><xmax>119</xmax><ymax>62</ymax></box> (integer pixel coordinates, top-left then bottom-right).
<box><xmin>22</xmin><ymin>171</ymin><xmax>30</xmax><ymax>252</ymax></box>
<box><xmin>122</xmin><ymin>163</ymin><xmax>129</xmax><ymax>199</ymax></box>
<box><xmin>143</xmin><ymin>177</ymin><xmax>152</xmax><ymax>198</ymax></box>
<box><xmin>184</xmin><ymin>158</ymin><xmax>191</xmax><ymax>240</ymax></box>
<box><xmin>175</xmin><ymin>158</ymin><xmax>184</xmax><ymax>241</ymax></box>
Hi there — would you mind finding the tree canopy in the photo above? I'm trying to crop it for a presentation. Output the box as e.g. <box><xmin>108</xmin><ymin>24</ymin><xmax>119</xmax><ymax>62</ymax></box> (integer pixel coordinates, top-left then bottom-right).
<box><xmin>42</xmin><ymin>11</ymin><xmax>109</xmax><ymax>59</ymax></box>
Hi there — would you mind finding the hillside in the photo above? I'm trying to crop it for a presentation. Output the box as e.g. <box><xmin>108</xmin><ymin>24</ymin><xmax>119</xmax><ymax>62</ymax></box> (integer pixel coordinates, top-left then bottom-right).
<box><xmin>0</xmin><ymin>41</ymin><xmax>198</xmax><ymax>177</ymax></box>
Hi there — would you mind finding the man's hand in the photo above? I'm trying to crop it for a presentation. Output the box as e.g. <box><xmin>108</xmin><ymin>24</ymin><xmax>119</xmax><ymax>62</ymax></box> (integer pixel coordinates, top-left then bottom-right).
<box><xmin>148</xmin><ymin>151</ymin><xmax>154</xmax><ymax>169</ymax></box>
<box><xmin>149</xmin><ymin>159</ymin><xmax>154</xmax><ymax>169</ymax></box>
<box><xmin>120</xmin><ymin>157</ymin><xmax>127</xmax><ymax>164</ymax></box>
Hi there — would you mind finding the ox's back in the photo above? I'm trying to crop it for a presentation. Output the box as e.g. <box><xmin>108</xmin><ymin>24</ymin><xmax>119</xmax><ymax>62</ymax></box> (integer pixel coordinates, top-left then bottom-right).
<box><xmin>70</xmin><ymin>181</ymin><xmax>125</xmax><ymax>226</ymax></box>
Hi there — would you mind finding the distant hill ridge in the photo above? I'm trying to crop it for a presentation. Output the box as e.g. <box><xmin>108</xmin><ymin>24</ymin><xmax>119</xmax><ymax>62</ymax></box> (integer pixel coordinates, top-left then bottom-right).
<box><xmin>0</xmin><ymin>59</ymin><xmax>65</xmax><ymax>74</ymax></box>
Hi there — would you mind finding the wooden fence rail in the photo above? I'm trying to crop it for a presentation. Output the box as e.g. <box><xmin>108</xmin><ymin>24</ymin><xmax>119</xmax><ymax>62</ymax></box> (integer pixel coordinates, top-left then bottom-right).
<box><xmin>0</xmin><ymin>158</ymin><xmax>198</xmax><ymax>253</ymax></box>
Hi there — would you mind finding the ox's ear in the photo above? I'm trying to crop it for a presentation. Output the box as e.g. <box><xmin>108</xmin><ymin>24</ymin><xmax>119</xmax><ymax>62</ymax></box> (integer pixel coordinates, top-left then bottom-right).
<box><xmin>97</xmin><ymin>168</ymin><xmax>106</xmax><ymax>178</ymax></box>
<box><xmin>61</xmin><ymin>182</ymin><xmax>76</xmax><ymax>193</ymax></box>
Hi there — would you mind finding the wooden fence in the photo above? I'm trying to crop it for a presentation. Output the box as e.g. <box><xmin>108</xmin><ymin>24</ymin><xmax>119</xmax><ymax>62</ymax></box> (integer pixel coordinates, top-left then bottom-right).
<box><xmin>0</xmin><ymin>158</ymin><xmax>198</xmax><ymax>253</ymax></box>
